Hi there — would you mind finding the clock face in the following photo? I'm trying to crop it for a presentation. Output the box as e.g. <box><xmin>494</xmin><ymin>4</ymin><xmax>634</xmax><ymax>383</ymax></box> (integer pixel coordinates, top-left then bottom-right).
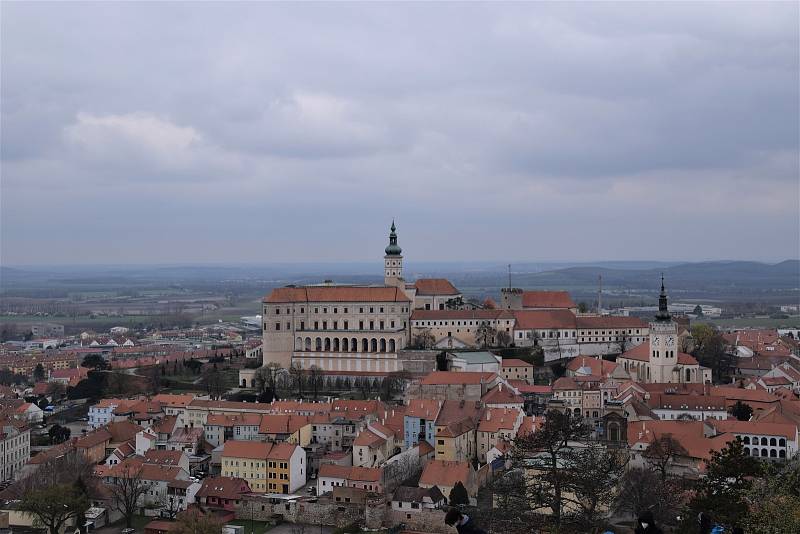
<box><xmin>666</xmin><ymin>336</ymin><xmax>675</xmax><ymax>347</ymax></box>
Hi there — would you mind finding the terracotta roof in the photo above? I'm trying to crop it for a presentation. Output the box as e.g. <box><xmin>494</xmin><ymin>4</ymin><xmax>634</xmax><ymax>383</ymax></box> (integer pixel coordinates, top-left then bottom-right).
<box><xmin>153</xmin><ymin>415</ymin><xmax>178</xmax><ymax>435</ymax></box>
<box><xmin>269</xmin><ymin>442</ymin><xmax>298</xmax><ymax>460</ymax></box>
<box><xmin>264</xmin><ymin>286</ymin><xmax>410</xmax><ymax>303</ymax></box>
<box><xmin>619</xmin><ymin>343</ymin><xmax>698</xmax><ymax>365</ymax></box>
<box><xmin>708</xmin><ymin>419</ymin><xmax>797</xmax><ymax>440</ymax></box>
<box><xmin>516</xmin><ymin>384</ymin><xmax>553</xmax><ymax>394</ymax></box>
<box><xmin>435</xmin><ymin>400</ymin><xmax>482</xmax><ymax>426</ymax></box>
<box><xmin>410</xmin><ymin>309</ymin><xmax>513</xmax><ymax>321</ymax></box>
<box><xmin>419</xmin><ymin>460</ymin><xmax>471</xmax><ymax>488</ymax></box>
<box><xmin>354</xmin><ymin>428</ymin><xmax>386</xmax><ymax>448</ymax></box>
<box><xmin>418</xmin><ymin>440</ymin><xmax>434</xmax><ymax>456</ymax></box>
<box><xmin>566</xmin><ymin>356</ymin><xmax>619</xmax><ymax>377</ymax></box>
<box><xmin>575</xmin><ymin>316</ymin><xmax>648</xmax><ymax>328</ymax></box>
<box><xmin>75</xmin><ymin>428</ymin><xmax>112</xmax><ymax>449</ymax></box>
<box><xmin>107</xmin><ymin>420</ymin><xmax>143</xmax><ymax>442</ymax></box>
<box><xmin>144</xmin><ymin>520</ymin><xmax>179</xmax><ymax>532</ymax></box>
<box><xmin>477</xmin><ymin>408</ymin><xmax>521</xmax><ymax>432</ymax></box>
<box><xmin>521</xmin><ymin>291</ymin><xmax>576</xmax><ymax>309</ymax></box>
<box><xmin>405</xmin><ymin>399</ymin><xmax>441</xmax><ymax>419</ymax></box>
<box><xmin>222</xmin><ymin>440</ymin><xmax>272</xmax><ymax>460</ymax></box>
<box><xmin>318</xmin><ymin>463</ymin><xmax>352</xmax><ymax>479</ymax></box>
<box><xmin>649</xmin><ymin>393</ymin><xmax>727</xmax><ymax>411</ymax></box>
<box><xmin>513</xmin><ymin>309</ymin><xmax>577</xmax><ymax>330</ymax></box>
<box><xmin>413</xmin><ymin>279</ymin><xmax>460</xmax><ymax>296</ymax></box>
<box><xmin>152</xmin><ymin>394</ymin><xmax>195</xmax><ymax>407</ymax></box>
<box><xmin>501</xmin><ymin>358</ymin><xmax>533</xmax><ymax>368</ymax></box>
<box><xmin>348</xmin><ymin>466</ymin><xmax>382</xmax><ymax>482</ymax></box>
<box><xmin>144</xmin><ymin>449</ymin><xmax>184</xmax><ymax>466</ymax></box>
<box><xmin>481</xmin><ymin>385</ymin><xmax>523</xmax><ymax>405</ymax></box>
<box><xmin>196</xmin><ymin>476</ymin><xmax>251</xmax><ymax>499</ymax></box>
<box><xmin>420</xmin><ymin>371</ymin><xmax>496</xmax><ymax>385</ymax></box>
<box><xmin>710</xmin><ymin>386</ymin><xmax>781</xmax><ymax>405</ymax></box>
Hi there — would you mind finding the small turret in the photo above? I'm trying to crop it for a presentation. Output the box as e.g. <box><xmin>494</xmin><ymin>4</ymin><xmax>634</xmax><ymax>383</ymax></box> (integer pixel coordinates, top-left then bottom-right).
<box><xmin>655</xmin><ymin>274</ymin><xmax>671</xmax><ymax>322</ymax></box>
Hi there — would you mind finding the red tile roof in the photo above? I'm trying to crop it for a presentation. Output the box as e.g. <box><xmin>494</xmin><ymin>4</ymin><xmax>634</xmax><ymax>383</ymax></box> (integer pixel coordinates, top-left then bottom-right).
<box><xmin>708</xmin><ymin>419</ymin><xmax>797</xmax><ymax>440</ymax></box>
<box><xmin>566</xmin><ymin>356</ymin><xmax>619</xmax><ymax>377</ymax></box>
<box><xmin>501</xmin><ymin>358</ymin><xmax>533</xmax><ymax>368</ymax></box>
<box><xmin>318</xmin><ymin>464</ymin><xmax>352</xmax><ymax>479</ymax></box>
<box><xmin>575</xmin><ymin>315</ymin><xmax>648</xmax><ymax>329</ymax></box>
<box><xmin>196</xmin><ymin>476</ymin><xmax>251</xmax><ymax>499</ymax></box>
<box><xmin>413</xmin><ymin>279</ymin><xmax>460</xmax><ymax>296</ymax></box>
<box><xmin>420</xmin><ymin>371</ymin><xmax>496</xmax><ymax>385</ymax></box>
<box><xmin>411</xmin><ymin>309</ymin><xmax>513</xmax><ymax>321</ymax></box>
<box><xmin>264</xmin><ymin>286</ymin><xmax>410</xmax><ymax>303</ymax></box>
<box><xmin>348</xmin><ymin>466</ymin><xmax>382</xmax><ymax>482</ymax></box>
<box><xmin>513</xmin><ymin>309</ymin><xmax>577</xmax><ymax>330</ymax></box>
<box><xmin>521</xmin><ymin>291</ymin><xmax>576</xmax><ymax>309</ymax></box>
<box><xmin>619</xmin><ymin>343</ymin><xmax>699</xmax><ymax>365</ymax></box>
<box><xmin>419</xmin><ymin>460</ymin><xmax>471</xmax><ymax>488</ymax></box>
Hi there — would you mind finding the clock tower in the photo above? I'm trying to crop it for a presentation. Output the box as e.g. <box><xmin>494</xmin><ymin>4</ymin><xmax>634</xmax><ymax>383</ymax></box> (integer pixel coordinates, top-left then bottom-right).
<box><xmin>649</xmin><ymin>275</ymin><xmax>678</xmax><ymax>383</ymax></box>
<box><xmin>384</xmin><ymin>221</ymin><xmax>404</xmax><ymax>288</ymax></box>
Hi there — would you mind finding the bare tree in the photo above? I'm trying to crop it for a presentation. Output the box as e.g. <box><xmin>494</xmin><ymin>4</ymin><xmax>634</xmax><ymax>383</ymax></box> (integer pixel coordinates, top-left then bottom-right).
<box><xmin>496</xmin><ymin>329</ymin><xmax>511</xmax><ymax>348</ymax></box>
<box><xmin>308</xmin><ymin>365</ymin><xmax>323</xmax><ymax>400</ymax></box>
<box><xmin>642</xmin><ymin>434</ymin><xmax>688</xmax><ymax>481</ymax></box>
<box><xmin>288</xmin><ymin>363</ymin><xmax>305</xmax><ymax>398</ymax></box>
<box><xmin>254</xmin><ymin>362</ymin><xmax>281</xmax><ymax>394</ymax></box>
<box><xmin>410</xmin><ymin>328</ymin><xmax>436</xmax><ymax>349</ymax></box>
<box><xmin>475</xmin><ymin>322</ymin><xmax>497</xmax><ymax>348</ymax></box>
<box><xmin>614</xmin><ymin>468</ymin><xmax>684</xmax><ymax>530</ymax></box>
<box><xmin>108</xmin><ymin>463</ymin><xmax>153</xmax><ymax>528</ymax></box>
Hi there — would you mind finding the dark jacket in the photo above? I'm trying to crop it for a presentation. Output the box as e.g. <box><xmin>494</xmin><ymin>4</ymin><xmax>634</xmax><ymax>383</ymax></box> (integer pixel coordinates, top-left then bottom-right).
<box><xmin>456</xmin><ymin>516</ymin><xmax>488</xmax><ymax>534</ymax></box>
<box><xmin>634</xmin><ymin>524</ymin><xmax>664</xmax><ymax>534</ymax></box>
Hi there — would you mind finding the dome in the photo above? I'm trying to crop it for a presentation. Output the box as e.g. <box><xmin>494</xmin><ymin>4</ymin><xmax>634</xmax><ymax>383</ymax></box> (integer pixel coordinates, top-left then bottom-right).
<box><xmin>385</xmin><ymin>221</ymin><xmax>402</xmax><ymax>255</ymax></box>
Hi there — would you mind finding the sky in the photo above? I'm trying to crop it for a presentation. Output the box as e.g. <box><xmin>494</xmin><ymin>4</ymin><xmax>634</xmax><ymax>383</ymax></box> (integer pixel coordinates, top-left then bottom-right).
<box><xmin>1</xmin><ymin>2</ymin><xmax>798</xmax><ymax>266</ymax></box>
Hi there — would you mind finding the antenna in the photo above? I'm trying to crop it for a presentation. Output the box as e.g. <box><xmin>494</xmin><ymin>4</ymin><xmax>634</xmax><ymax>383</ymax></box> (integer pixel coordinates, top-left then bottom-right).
<box><xmin>597</xmin><ymin>274</ymin><xmax>603</xmax><ymax>314</ymax></box>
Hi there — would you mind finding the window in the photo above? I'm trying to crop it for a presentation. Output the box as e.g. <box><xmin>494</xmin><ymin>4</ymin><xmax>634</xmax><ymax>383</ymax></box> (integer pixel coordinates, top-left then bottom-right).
<box><xmin>334</xmin><ymin>308</ymin><xmax>338</xmax><ymax>314</ymax></box>
<box><xmin>275</xmin><ymin>323</ymin><xmax>281</xmax><ymax>331</ymax></box>
<box><xmin>344</xmin><ymin>320</ymin><xmax>348</xmax><ymax>329</ymax></box>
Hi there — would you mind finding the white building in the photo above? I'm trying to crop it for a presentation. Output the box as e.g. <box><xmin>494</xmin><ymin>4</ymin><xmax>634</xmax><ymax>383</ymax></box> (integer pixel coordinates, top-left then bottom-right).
<box><xmin>0</xmin><ymin>419</ymin><xmax>30</xmax><ymax>481</ymax></box>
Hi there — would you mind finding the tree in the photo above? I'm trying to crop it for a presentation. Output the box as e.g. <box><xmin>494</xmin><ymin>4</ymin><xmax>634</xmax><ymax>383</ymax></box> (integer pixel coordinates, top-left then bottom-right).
<box><xmin>693</xmin><ymin>305</ymin><xmax>704</xmax><ymax>317</ymax></box>
<box><xmin>288</xmin><ymin>363</ymin><xmax>305</xmax><ymax>398</ymax></box>
<box><xmin>450</xmin><ymin>480</ymin><xmax>469</xmax><ymax>506</ymax></box>
<box><xmin>614</xmin><ymin>468</ymin><xmax>684</xmax><ymax>530</ymax></box>
<box><xmin>108</xmin><ymin>463</ymin><xmax>153</xmax><ymax>529</ymax></box>
<box><xmin>18</xmin><ymin>484</ymin><xmax>89</xmax><ymax>534</ymax></box>
<box><xmin>742</xmin><ymin>459</ymin><xmax>800</xmax><ymax>533</ymax></box>
<box><xmin>308</xmin><ymin>365</ymin><xmax>323</xmax><ymax>400</ymax></box>
<box><xmin>411</xmin><ymin>329</ymin><xmax>435</xmax><ymax>349</ymax></box>
<box><xmin>144</xmin><ymin>366</ymin><xmax>162</xmax><ymax>394</ymax></box>
<box><xmin>692</xmin><ymin>323</ymin><xmax>733</xmax><ymax>382</ymax></box>
<box><xmin>496</xmin><ymin>330</ymin><xmax>511</xmax><ymax>348</ymax></box>
<box><xmin>173</xmin><ymin>510</ymin><xmax>223</xmax><ymax>534</ymax></box>
<box><xmin>48</xmin><ymin>423</ymin><xmax>71</xmax><ymax>444</ymax></box>
<box><xmin>254</xmin><ymin>362</ymin><xmax>281</xmax><ymax>394</ymax></box>
<box><xmin>729</xmin><ymin>400</ymin><xmax>753</xmax><ymax>421</ymax></box>
<box><xmin>689</xmin><ymin>438</ymin><xmax>762</xmax><ymax>529</ymax></box>
<box><xmin>508</xmin><ymin>409</ymin><xmax>590</xmax><ymax>529</ymax></box>
<box><xmin>475</xmin><ymin>322</ymin><xmax>497</xmax><ymax>348</ymax></box>
<box><xmin>577</xmin><ymin>302</ymin><xmax>588</xmax><ymax>313</ymax></box>
<box><xmin>565</xmin><ymin>443</ymin><xmax>628</xmax><ymax>532</ymax></box>
<box><xmin>33</xmin><ymin>363</ymin><xmax>46</xmax><ymax>382</ymax></box>
<box><xmin>642</xmin><ymin>434</ymin><xmax>688</xmax><ymax>481</ymax></box>
<box><xmin>200</xmin><ymin>368</ymin><xmax>224</xmax><ymax>399</ymax></box>
<box><xmin>81</xmin><ymin>354</ymin><xmax>108</xmax><ymax>371</ymax></box>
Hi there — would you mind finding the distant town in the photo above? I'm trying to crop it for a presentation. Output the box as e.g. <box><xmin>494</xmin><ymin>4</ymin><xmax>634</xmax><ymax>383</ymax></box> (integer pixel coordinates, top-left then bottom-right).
<box><xmin>0</xmin><ymin>224</ymin><xmax>797</xmax><ymax>533</ymax></box>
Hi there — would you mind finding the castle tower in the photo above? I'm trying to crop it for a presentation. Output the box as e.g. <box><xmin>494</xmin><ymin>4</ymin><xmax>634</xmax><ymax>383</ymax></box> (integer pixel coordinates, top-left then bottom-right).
<box><xmin>649</xmin><ymin>275</ymin><xmax>678</xmax><ymax>382</ymax></box>
<box><xmin>384</xmin><ymin>220</ymin><xmax>403</xmax><ymax>287</ymax></box>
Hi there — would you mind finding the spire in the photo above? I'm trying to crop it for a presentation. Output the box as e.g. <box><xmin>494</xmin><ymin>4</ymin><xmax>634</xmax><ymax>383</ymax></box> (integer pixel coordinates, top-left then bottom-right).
<box><xmin>385</xmin><ymin>221</ymin><xmax>402</xmax><ymax>256</ymax></box>
<box><xmin>655</xmin><ymin>273</ymin><xmax>671</xmax><ymax>321</ymax></box>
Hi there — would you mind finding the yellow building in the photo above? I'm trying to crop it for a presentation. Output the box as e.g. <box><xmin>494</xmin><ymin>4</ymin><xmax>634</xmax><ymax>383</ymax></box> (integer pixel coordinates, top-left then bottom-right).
<box><xmin>221</xmin><ymin>441</ymin><xmax>306</xmax><ymax>494</ymax></box>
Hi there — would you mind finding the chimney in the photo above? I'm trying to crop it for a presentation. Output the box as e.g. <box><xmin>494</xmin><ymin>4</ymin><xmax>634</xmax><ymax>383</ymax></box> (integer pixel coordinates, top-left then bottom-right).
<box><xmin>499</xmin><ymin>383</ymin><xmax>503</xmax><ymax>392</ymax></box>
<box><xmin>486</xmin><ymin>411</ymin><xmax>491</xmax><ymax>421</ymax></box>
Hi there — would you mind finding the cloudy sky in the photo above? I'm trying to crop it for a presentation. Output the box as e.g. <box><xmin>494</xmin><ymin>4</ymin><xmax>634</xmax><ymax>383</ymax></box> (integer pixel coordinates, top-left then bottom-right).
<box><xmin>2</xmin><ymin>2</ymin><xmax>798</xmax><ymax>265</ymax></box>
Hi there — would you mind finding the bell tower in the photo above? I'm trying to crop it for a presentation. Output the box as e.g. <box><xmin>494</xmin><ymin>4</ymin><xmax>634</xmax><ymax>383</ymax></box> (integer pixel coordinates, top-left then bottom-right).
<box><xmin>649</xmin><ymin>275</ymin><xmax>678</xmax><ymax>382</ymax></box>
<box><xmin>384</xmin><ymin>220</ymin><xmax>403</xmax><ymax>287</ymax></box>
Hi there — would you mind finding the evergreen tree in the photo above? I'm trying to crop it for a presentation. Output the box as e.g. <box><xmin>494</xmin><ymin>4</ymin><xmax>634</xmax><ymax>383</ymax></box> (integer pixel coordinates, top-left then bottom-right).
<box><xmin>449</xmin><ymin>481</ymin><xmax>469</xmax><ymax>506</ymax></box>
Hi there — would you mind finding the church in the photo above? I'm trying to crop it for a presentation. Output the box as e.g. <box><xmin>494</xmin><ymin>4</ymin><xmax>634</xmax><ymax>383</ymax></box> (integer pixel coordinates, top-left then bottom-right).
<box><xmin>617</xmin><ymin>277</ymin><xmax>712</xmax><ymax>384</ymax></box>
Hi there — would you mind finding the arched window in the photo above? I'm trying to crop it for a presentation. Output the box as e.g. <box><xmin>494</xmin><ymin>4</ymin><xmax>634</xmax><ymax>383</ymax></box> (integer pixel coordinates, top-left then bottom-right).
<box><xmin>686</xmin><ymin>368</ymin><xmax>691</xmax><ymax>382</ymax></box>
<box><xmin>362</xmin><ymin>339</ymin><xmax>369</xmax><ymax>352</ymax></box>
<box><xmin>779</xmin><ymin>438</ymin><xmax>786</xmax><ymax>447</ymax></box>
<box><xmin>333</xmin><ymin>338</ymin><xmax>340</xmax><ymax>351</ymax></box>
<box><xmin>305</xmin><ymin>337</ymin><xmax>312</xmax><ymax>351</ymax></box>
<box><xmin>324</xmin><ymin>338</ymin><xmax>331</xmax><ymax>351</ymax></box>
<box><xmin>593</xmin><ymin>411</ymin><xmax>599</xmax><ymax>418</ymax></box>
<box><xmin>770</xmin><ymin>449</ymin><xmax>777</xmax><ymax>458</ymax></box>
<box><xmin>752</xmin><ymin>448</ymin><xmax>759</xmax><ymax>457</ymax></box>
<box><xmin>295</xmin><ymin>337</ymin><xmax>302</xmax><ymax>350</ymax></box>
<box><xmin>351</xmin><ymin>338</ymin><xmax>358</xmax><ymax>351</ymax></box>
<box><xmin>770</xmin><ymin>438</ymin><xmax>777</xmax><ymax>447</ymax></box>
<box><xmin>743</xmin><ymin>436</ymin><xmax>750</xmax><ymax>445</ymax></box>
<box><xmin>371</xmin><ymin>338</ymin><xmax>378</xmax><ymax>352</ymax></box>
<box><xmin>608</xmin><ymin>423</ymin><xmax>620</xmax><ymax>442</ymax></box>
<box><xmin>761</xmin><ymin>437</ymin><xmax>768</xmax><ymax>446</ymax></box>
<box><xmin>315</xmin><ymin>338</ymin><xmax>322</xmax><ymax>351</ymax></box>
<box><xmin>779</xmin><ymin>450</ymin><xmax>786</xmax><ymax>458</ymax></box>
<box><xmin>744</xmin><ymin>447</ymin><xmax>750</xmax><ymax>456</ymax></box>
<box><xmin>761</xmin><ymin>448</ymin><xmax>768</xmax><ymax>457</ymax></box>
<box><xmin>573</xmin><ymin>408</ymin><xmax>581</xmax><ymax>416</ymax></box>
<box><xmin>380</xmin><ymin>339</ymin><xmax>387</xmax><ymax>352</ymax></box>
<box><xmin>389</xmin><ymin>339</ymin><xmax>396</xmax><ymax>352</ymax></box>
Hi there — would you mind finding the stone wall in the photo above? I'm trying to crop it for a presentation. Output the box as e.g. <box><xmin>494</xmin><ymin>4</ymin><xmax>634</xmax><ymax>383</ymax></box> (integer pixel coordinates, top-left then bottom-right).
<box><xmin>386</xmin><ymin>508</ymin><xmax>450</xmax><ymax>533</ymax></box>
<box><xmin>237</xmin><ymin>496</ymin><xmax>364</xmax><ymax>529</ymax></box>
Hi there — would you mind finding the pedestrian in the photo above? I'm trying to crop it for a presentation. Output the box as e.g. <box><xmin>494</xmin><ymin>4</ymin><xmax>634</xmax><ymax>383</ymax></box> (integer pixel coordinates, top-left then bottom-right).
<box><xmin>634</xmin><ymin>511</ymin><xmax>664</xmax><ymax>534</ymax></box>
<box><xmin>444</xmin><ymin>509</ymin><xmax>488</xmax><ymax>534</ymax></box>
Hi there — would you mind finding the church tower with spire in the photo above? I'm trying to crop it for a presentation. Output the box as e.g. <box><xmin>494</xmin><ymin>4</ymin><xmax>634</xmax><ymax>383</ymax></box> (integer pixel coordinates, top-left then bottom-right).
<box><xmin>384</xmin><ymin>221</ymin><xmax>404</xmax><ymax>288</ymax></box>
<box><xmin>649</xmin><ymin>275</ymin><xmax>679</xmax><ymax>382</ymax></box>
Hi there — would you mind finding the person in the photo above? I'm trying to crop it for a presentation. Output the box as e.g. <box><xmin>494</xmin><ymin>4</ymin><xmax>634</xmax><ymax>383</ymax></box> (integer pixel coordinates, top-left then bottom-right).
<box><xmin>444</xmin><ymin>509</ymin><xmax>487</xmax><ymax>534</ymax></box>
<box><xmin>634</xmin><ymin>511</ymin><xmax>664</xmax><ymax>534</ymax></box>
